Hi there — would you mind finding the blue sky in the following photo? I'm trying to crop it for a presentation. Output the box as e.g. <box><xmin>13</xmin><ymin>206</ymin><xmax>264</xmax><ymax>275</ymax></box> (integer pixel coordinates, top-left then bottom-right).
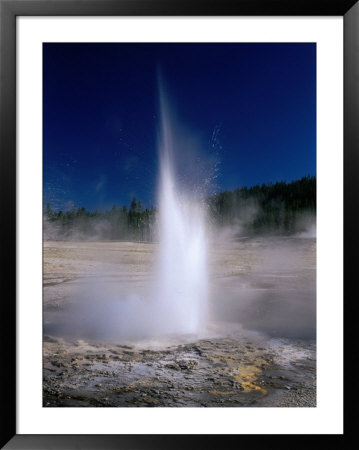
<box><xmin>43</xmin><ymin>43</ymin><xmax>316</xmax><ymax>211</ymax></box>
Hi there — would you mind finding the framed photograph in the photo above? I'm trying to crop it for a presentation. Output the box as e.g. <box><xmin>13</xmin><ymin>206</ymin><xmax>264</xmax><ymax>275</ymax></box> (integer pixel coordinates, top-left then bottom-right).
<box><xmin>1</xmin><ymin>0</ymin><xmax>356</xmax><ymax>448</ymax></box>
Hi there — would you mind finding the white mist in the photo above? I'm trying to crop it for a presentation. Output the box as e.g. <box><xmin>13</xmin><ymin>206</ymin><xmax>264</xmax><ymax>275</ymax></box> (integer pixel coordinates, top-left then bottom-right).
<box><xmin>154</xmin><ymin>88</ymin><xmax>208</xmax><ymax>335</ymax></box>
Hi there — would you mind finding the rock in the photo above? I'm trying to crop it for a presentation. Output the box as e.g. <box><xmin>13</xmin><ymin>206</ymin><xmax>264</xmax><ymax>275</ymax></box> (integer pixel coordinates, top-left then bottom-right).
<box><xmin>177</xmin><ymin>360</ymin><xmax>199</xmax><ymax>371</ymax></box>
<box><xmin>165</xmin><ymin>363</ymin><xmax>181</xmax><ymax>371</ymax></box>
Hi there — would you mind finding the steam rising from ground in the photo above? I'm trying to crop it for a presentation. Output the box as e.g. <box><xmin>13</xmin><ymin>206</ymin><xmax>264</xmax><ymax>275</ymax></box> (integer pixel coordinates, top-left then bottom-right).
<box><xmin>44</xmin><ymin>234</ymin><xmax>316</xmax><ymax>343</ymax></box>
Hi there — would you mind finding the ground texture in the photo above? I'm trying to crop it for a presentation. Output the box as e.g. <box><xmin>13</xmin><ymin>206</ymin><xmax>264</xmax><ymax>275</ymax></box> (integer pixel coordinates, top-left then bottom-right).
<box><xmin>43</xmin><ymin>238</ymin><xmax>316</xmax><ymax>407</ymax></box>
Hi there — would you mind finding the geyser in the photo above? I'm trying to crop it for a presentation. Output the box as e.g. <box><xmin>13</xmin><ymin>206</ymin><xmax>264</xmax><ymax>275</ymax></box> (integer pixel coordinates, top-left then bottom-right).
<box><xmin>44</xmin><ymin>86</ymin><xmax>209</xmax><ymax>342</ymax></box>
<box><xmin>154</xmin><ymin>88</ymin><xmax>208</xmax><ymax>335</ymax></box>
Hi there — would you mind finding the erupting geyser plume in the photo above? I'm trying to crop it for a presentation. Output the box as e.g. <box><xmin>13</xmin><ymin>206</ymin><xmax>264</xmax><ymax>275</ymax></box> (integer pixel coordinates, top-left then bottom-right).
<box><xmin>154</xmin><ymin>86</ymin><xmax>208</xmax><ymax>335</ymax></box>
<box><xmin>44</xmin><ymin>84</ymin><xmax>210</xmax><ymax>341</ymax></box>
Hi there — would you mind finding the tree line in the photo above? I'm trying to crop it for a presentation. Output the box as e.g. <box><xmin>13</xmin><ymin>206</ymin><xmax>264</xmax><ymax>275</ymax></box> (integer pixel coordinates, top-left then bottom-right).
<box><xmin>44</xmin><ymin>198</ymin><xmax>156</xmax><ymax>241</ymax></box>
<box><xmin>208</xmin><ymin>175</ymin><xmax>316</xmax><ymax>235</ymax></box>
<box><xmin>44</xmin><ymin>176</ymin><xmax>316</xmax><ymax>241</ymax></box>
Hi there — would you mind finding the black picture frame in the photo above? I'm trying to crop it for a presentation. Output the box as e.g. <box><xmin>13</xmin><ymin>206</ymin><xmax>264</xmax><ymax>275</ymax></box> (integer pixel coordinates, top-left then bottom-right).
<box><xmin>1</xmin><ymin>0</ymin><xmax>356</xmax><ymax>448</ymax></box>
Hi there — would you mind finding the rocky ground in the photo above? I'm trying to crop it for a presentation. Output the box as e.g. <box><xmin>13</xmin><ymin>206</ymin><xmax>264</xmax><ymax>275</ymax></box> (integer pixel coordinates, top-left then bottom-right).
<box><xmin>43</xmin><ymin>334</ymin><xmax>315</xmax><ymax>407</ymax></box>
<box><xmin>43</xmin><ymin>238</ymin><xmax>316</xmax><ymax>407</ymax></box>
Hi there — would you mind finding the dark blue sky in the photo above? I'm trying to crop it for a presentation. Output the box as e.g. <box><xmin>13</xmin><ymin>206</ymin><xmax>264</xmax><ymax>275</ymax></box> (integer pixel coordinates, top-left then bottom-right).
<box><xmin>43</xmin><ymin>43</ymin><xmax>316</xmax><ymax>211</ymax></box>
